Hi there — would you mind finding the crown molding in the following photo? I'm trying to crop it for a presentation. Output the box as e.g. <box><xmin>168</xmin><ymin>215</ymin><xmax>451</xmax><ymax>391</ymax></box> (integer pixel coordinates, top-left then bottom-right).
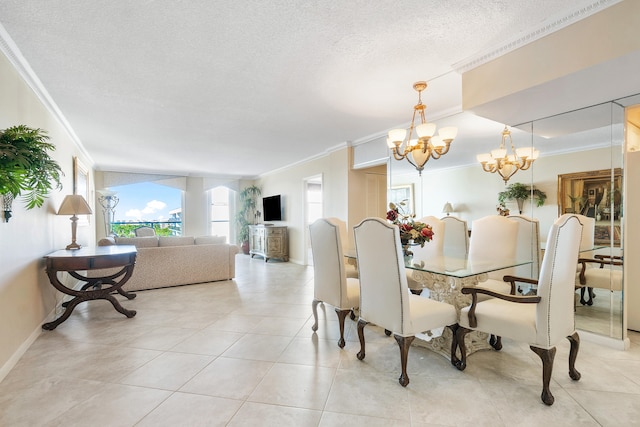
<box><xmin>0</xmin><ymin>23</ymin><xmax>94</xmax><ymax>164</ymax></box>
<box><xmin>453</xmin><ymin>0</ymin><xmax>622</xmax><ymax>74</ymax></box>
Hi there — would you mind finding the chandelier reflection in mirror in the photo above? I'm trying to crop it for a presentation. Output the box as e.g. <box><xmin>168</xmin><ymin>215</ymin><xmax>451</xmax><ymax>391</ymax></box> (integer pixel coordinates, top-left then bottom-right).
<box><xmin>477</xmin><ymin>126</ymin><xmax>539</xmax><ymax>184</ymax></box>
<box><xmin>386</xmin><ymin>81</ymin><xmax>457</xmax><ymax>175</ymax></box>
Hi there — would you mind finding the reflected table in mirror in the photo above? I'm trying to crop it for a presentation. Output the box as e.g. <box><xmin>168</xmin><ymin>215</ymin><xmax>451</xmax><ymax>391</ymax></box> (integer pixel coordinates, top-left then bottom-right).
<box><xmin>345</xmin><ymin>250</ymin><xmax>532</xmax><ymax>359</ymax></box>
<box><xmin>42</xmin><ymin>245</ymin><xmax>138</xmax><ymax>330</ymax></box>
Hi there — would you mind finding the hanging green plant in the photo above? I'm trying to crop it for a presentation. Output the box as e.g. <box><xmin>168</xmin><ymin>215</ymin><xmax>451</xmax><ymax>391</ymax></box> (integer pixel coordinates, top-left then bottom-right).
<box><xmin>498</xmin><ymin>182</ymin><xmax>546</xmax><ymax>214</ymax></box>
<box><xmin>0</xmin><ymin>125</ymin><xmax>63</xmax><ymax>214</ymax></box>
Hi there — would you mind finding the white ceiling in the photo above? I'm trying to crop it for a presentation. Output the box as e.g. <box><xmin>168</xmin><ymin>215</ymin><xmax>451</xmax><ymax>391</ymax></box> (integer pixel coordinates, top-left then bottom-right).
<box><xmin>0</xmin><ymin>0</ymin><xmax>626</xmax><ymax>179</ymax></box>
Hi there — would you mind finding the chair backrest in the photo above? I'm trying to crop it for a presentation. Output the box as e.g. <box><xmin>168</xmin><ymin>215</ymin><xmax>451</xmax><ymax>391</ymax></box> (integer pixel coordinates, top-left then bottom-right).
<box><xmin>573</xmin><ymin>214</ymin><xmax>595</xmax><ymax>250</ymax></box>
<box><xmin>134</xmin><ymin>226</ymin><xmax>156</xmax><ymax>237</ymax></box>
<box><xmin>535</xmin><ymin>214</ymin><xmax>584</xmax><ymax>347</ymax></box>
<box><xmin>440</xmin><ymin>216</ymin><xmax>469</xmax><ymax>258</ymax></box>
<box><xmin>325</xmin><ymin>217</ymin><xmax>352</xmax><ymax>253</ymax></box>
<box><xmin>309</xmin><ymin>218</ymin><xmax>348</xmax><ymax>307</ymax></box>
<box><xmin>354</xmin><ymin>217</ymin><xmax>410</xmax><ymax>334</ymax></box>
<box><xmin>507</xmin><ymin>214</ymin><xmax>541</xmax><ymax>279</ymax></box>
<box><xmin>412</xmin><ymin>216</ymin><xmax>445</xmax><ymax>259</ymax></box>
<box><xmin>469</xmin><ymin>215</ymin><xmax>519</xmax><ymax>280</ymax></box>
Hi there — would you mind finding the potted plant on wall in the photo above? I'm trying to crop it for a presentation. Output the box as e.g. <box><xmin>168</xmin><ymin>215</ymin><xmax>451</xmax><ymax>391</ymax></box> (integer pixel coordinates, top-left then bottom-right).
<box><xmin>498</xmin><ymin>182</ymin><xmax>546</xmax><ymax>214</ymax></box>
<box><xmin>236</xmin><ymin>185</ymin><xmax>261</xmax><ymax>254</ymax></box>
<box><xmin>0</xmin><ymin>125</ymin><xmax>63</xmax><ymax>222</ymax></box>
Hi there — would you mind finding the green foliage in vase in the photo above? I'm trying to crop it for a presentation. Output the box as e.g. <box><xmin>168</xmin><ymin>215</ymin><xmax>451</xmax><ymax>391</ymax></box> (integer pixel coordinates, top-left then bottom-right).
<box><xmin>498</xmin><ymin>182</ymin><xmax>547</xmax><ymax>208</ymax></box>
<box><xmin>236</xmin><ymin>185</ymin><xmax>261</xmax><ymax>244</ymax></box>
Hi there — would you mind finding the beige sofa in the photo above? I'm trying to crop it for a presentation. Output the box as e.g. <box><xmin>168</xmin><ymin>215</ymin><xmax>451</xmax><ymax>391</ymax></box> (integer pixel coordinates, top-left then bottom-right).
<box><xmin>92</xmin><ymin>235</ymin><xmax>240</xmax><ymax>291</ymax></box>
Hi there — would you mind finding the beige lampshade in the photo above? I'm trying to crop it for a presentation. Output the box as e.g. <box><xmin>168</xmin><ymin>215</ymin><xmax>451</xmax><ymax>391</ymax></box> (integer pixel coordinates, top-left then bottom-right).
<box><xmin>58</xmin><ymin>195</ymin><xmax>93</xmax><ymax>215</ymax></box>
<box><xmin>442</xmin><ymin>202</ymin><xmax>454</xmax><ymax>215</ymax></box>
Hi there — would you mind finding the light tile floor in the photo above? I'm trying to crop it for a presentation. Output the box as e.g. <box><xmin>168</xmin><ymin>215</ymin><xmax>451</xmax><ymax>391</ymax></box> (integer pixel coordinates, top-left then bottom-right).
<box><xmin>2</xmin><ymin>255</ymin><xmax>640</xmax><ymax>426</ymax></box>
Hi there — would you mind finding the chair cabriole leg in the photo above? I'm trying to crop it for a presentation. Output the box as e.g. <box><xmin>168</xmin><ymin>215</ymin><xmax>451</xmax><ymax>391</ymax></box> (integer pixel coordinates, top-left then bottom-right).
<box><xmin>530</xmin><ymin>345</ymin><xmax>557</xmax><ymax>406</ymax></box>
<box><xmin>489</xmin><ymin>334</ymin><xmax>502</xmax><ymax>350</ymax></box>
<box><xmin>394</xmin><ymin>334</ymin><xmax>415</xmax><ymax>387</ymax></box>
<box><xmin>448</xmin><ymin>324</ymin><xmax>460</xmax><ymax>367</ymax></box>
<box><xmin>335</xmin><ymin>308</ymin><xmax>350</xmax><ymax>348</ymax></box>
<box><xmin>454</xmin><ymin>326</ymin><xmax>471</xmax><ymax>371</ymax></box>
<box><xmin>356</xmin><ymin>319</ymin><xmax>368</xmax><ymax>360</ymax></box>
<box><xmin>567</xmin><ymin>332</ymin><xmax>581</xmax><ymax>381</ymax></box>
<box><xmin>311</xmin><ymin>299</ymin><xmax>320</xmax><ymax>332</ymax></box>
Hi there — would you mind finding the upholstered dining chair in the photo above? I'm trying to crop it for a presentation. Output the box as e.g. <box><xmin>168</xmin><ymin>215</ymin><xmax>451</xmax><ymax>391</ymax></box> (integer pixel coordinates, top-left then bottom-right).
<box><xmin>309</xmin><ymin>218</ymin><xmax>360</xmax><ymax>348</ymax></box>
<box><xmin>134</xmin><ymin>226</ymin><xmax>156</xmax><ymax>237</ymax></box>
<box><xmin>440</xmin><ymin>216</ymin><xmax>469</xmax><ymax>258</ymax></box>
<box><xmin>325</xmin><ymin>217</ymin><xmax>358</xmax><ymax>279</ymax></box>
<box><xmin>577</xmin><ymin>254</ymin><xmax>623</xmax><ymax>305</ymax></box>
<box><xmin>507</xmin><ymin>214</ymin><xmax>541</xmax><ymax>289</ymax></box>
<box><xmin>468</xmin><ymin>215</ymin><xmax>519</xmax><ymax>295</ymax></box>
<box><xmin>456</xmin><ymin>214</ymin><xmax>584</xmax><ymax>406</ymax></box>
<box><xmin>572</xmin><ymin>214</ymin><xmax>596</xmax><ymax>305</ymax></box>
<box><xmin>406</xmin><ymin>215</ymin><xmax>445</xmax><ymax>292</ymax></box>
<box><xmin>353</xmin><ymin>217</ymin><xmax>458</xmax><ymax>386</ymax></box>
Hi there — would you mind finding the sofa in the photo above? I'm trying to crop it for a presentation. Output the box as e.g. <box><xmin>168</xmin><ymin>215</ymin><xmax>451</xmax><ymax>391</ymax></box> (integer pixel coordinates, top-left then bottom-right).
<box><xmin>91</xmin><ymin>235</ymin><xmax>240</xmax><ymax>291</ymax></box>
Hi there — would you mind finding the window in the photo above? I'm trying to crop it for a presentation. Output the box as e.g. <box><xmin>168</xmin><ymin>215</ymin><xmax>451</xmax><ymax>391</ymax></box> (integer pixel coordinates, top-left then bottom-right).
<box><xmin>209</xmin><ymin>186</ymin><xmax>231</xmax><ymax>242</ymax></box>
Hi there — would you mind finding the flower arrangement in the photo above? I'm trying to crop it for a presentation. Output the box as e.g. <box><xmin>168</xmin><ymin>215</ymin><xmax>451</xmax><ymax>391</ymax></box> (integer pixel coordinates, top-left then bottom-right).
<box><xmin>386</xmin><ymin>201</ymin><xmax>434</xmax><ymax>252</ymax></box>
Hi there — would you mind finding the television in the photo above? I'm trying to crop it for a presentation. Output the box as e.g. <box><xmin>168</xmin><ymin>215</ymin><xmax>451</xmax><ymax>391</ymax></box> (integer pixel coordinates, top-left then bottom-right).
<box><xmin>262</xmin><ymin>195</ymin><xmax>282</xmax><ymax>221</ymax></box>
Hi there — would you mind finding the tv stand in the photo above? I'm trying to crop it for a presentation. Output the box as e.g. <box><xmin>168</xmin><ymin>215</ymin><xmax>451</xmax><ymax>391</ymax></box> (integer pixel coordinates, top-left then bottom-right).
<box><xmin>249</xmin><ymin>225</ymin><xmax>288</xmax><ymax>262</ymax></box>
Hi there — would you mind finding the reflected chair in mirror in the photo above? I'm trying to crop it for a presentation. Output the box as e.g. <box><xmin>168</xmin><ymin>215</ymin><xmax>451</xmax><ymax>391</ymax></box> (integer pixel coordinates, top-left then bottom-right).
<box><xmin>572</xmin><ymin>214</ymin><xmax>596</xmax><ymax>305</ymax></box>
<box><xmin>134</xmin><ymin>226</ymin><xmax>156</xmax><ymax>237</ymax></box>
<box><xmin>506</xmin><ymin>215</ymin><xmax>541</xmax><ymax>294</ymax></box>
<box><xmin>326</xmin><ymin>217</ymin><xmax>358</xmax><ymax>279</ymax></box>
<box><xmin>406</xmin><ymin>215</ymin><xmax>445</xmax><ymax>293</ymax></box>
<box><xmin>353</xmin><ymin>217</ymin><xmax>458</xmax><ymax>386</ymax></box>
<box><xmin>456</xmin><ymin>214</ymin><xmax>584</xmax><ymax>406</ymax></box>
<box><xmin>309</xmin><ymin>218</ymin><xmax>360</xmax><ymax>348</ymax></box>
<box><xmin>577</xmin><ymin>254</ymin><xmax>623</xmax><ymax>305</ymax></box>
<box><xmin>440</xmin><ymin>216</ymin><xmax>469</xmax><ymax>258</ymax></box>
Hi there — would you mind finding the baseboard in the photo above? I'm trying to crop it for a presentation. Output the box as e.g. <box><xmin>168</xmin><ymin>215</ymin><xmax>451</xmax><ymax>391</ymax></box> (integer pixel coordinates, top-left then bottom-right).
<box><xmin>579</xmin><ymin>329</ymin><xmax>630</xmax><ymax>350</ymax></box>
<box><xmin>0</xmin><ymin>316</ymin><xmax>48</xmax><ymax>383</ymax></box>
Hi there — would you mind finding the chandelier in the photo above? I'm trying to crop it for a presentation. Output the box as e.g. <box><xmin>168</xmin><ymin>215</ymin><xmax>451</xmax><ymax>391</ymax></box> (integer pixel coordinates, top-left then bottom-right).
<box><xmin>386</xmin><ymin>81</ymin><xmax>457</xmax><ymax>175</ymax></box>
<box><xmin>476</xmin><ymin>126</ymin><xmax>539</xmax><ymax>183</ymax></box>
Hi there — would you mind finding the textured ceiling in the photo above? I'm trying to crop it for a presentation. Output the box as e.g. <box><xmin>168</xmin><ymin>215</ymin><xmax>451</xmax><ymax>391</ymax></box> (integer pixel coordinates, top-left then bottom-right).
<box><xmin>0</xmin><ymin>0</ymin><xmax>613</xmax><ymax>178</ymax></box>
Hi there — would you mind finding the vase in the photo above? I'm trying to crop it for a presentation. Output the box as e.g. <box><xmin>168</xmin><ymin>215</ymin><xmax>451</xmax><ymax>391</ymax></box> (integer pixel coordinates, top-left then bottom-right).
<box><xmin>402</xmin><ymin>243</ymin><xmax>413</xmax><ymax>258</ymax></box>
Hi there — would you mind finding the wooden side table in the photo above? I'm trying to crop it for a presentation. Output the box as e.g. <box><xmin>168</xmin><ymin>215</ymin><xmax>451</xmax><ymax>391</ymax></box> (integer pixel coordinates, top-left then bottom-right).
<box><xmin>42</xmin><ymin>245</ymin><xmax>138</xmax><ymax>330</ymax></box>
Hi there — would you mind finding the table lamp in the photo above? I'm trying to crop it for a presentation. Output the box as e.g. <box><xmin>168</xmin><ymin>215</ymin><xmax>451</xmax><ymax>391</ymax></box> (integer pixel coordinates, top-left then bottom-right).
<box><xmin>58</xmin><ymin>195</ymin><xmax>93</xmax><ymax>250</ymax></box>
<box><xmin>442</xmin><ymin>202</ymin><xmax>454</xmax><ymax>216</ymax></box>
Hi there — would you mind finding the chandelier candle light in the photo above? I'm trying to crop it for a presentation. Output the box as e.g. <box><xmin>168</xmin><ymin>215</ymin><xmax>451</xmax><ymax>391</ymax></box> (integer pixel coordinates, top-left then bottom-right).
<box><xmin>477</xmin><ymin>126</ymin><xmax>539</xmax><ymax>183</ymax></box>
<box><xmin>387</xmin><ymin>81</ymin><xmax>457</xmax><ymax>175</ymax></box>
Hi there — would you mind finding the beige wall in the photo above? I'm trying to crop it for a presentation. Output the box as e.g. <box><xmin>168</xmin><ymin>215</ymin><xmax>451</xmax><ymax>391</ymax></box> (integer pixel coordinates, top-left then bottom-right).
<box><xmin>255</xmin><ymin>148</ymin><xmax>351</xmax><ymax>264</ymax></box>
<box><xmin>392</xmin><ymin>146</ymin><xmax>619</xmax><ymax>242</ymax></box>
<box><xmin>0</xmin><ymin>51</ymin><xmax>95</xmax><ymax>380</ymax></box>
<box><xmin>625</xmin><ymin>110</ymin><xmax>640</xmax><ymax>331</ymax></box>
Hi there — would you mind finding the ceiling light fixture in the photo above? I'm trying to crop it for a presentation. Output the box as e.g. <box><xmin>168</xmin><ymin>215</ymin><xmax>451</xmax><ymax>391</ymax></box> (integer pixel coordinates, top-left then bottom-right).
<box><xmin>386</xmin><ymin>81</ymin><xmax>457</xmax><ymax>175</ymax></box>
<box><xmin>477</xmin><ymin>126</ymin><xmax>539</xmax><ymax>184</ymax></box>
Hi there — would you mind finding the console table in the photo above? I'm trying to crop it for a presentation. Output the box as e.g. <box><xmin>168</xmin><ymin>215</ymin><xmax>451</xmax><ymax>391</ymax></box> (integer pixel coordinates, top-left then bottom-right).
<box><xmin>42</xmin><ymin>245</ymin><xmax>138</xmax><ymax>330</ymax></box>
<box><xmin>249</xmin><ymin>225</ymin><xmax>288</xmax><ymax>262</ymax></box>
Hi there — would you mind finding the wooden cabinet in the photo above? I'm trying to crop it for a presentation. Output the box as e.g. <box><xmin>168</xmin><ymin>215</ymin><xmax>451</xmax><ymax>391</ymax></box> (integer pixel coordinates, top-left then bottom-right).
<box><xmin>249</xmin><ymin>225</ymin><xmax>288</xmax><ymax>262</ymax></box>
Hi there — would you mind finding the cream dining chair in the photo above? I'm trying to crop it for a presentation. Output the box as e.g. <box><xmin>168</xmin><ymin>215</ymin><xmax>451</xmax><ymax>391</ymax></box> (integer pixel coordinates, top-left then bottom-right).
<box><xmin>456</xmin><ymin>214</ymin><xmax>584</xmax><ymax>406</ymax></box>
<box><xmin>325</xmin><ymin>217</ymin><xmax>358</xmax><ymax>279</ymax></box>
<box><xmin>353</xmin><ymin>217</ymin><xmax>458</xmax><ymax>386</ymax></box>
<box><xmin>440</xmin><ymin>216</ymin><xmax>469</xmax><ymax>258</ymax></box>
<box><xmin>309</xmin><ymin>218</ymin><xmax>360</xmax><ymax>348</ymax></box>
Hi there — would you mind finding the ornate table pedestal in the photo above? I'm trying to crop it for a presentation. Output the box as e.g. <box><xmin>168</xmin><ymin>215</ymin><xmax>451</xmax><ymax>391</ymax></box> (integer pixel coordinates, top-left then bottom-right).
<box><xmin>410</xmin><ymin>270</ymin><xmax>491</xmax><ymax>359</ymax></box>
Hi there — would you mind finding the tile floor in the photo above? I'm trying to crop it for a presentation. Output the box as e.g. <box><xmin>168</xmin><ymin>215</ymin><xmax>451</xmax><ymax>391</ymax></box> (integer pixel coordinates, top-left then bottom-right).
<box><xmin>1</xmin><ymin>255</ymin><xmax>640</xmax><ymax>426</ymax></box>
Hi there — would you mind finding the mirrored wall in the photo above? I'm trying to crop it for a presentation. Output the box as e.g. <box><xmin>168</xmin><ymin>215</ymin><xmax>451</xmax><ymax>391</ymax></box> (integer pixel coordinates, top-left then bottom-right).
<box><xmin>386</xmin><ymin>99</ymin><xmax>629</xmax><ymax>341</ymax></box>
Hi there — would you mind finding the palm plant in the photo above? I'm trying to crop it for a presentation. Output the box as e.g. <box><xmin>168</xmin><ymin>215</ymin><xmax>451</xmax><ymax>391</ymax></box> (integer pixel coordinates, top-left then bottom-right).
<box><xmin>0</xmin><ymin>125</ymin><xmax>63</xmax><ymax>220</ymax></box>
<box><xmin>236</xmin><ymin>185</ymin><xmax>261</xmax><ymax>252</ymax></box>
<box><xmin>498</xmin><ymin>182</ymin><xmax>546</xmax><ymax>214</ymax></box>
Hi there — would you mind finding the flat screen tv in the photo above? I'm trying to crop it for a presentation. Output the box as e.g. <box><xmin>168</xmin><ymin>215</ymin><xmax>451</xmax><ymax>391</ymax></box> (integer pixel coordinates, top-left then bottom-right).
<box><xmin>262</xmin><ymin>195</ymin><xmax>282</xmax><ymax>221</ymax></box>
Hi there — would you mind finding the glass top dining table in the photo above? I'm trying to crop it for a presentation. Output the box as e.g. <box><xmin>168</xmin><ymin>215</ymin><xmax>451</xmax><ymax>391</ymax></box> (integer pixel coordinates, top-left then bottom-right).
<box><xmin>344</xmin><ymin>249</ymin><xmax>533</xmax><ymax>358</ymax></box>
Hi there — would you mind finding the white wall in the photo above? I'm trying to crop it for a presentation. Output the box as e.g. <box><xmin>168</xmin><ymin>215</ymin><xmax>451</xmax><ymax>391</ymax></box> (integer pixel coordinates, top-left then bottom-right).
<box><xmin>0</xmin><ymin>51</ymin><xmax>94</xmax><ymax>379</ymax></box>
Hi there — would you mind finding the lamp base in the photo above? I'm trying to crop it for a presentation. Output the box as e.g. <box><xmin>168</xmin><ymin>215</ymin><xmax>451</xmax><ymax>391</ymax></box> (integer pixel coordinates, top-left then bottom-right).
<box><xmin>66</xmin><ymin>243</ymin><xmax>82</xmax><ymax>250</ymax></box>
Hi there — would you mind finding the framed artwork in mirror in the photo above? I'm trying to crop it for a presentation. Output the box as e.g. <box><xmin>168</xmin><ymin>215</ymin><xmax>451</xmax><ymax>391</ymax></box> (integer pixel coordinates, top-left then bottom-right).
<box><xmin>389</xmin><ymin>184</ymin><xmax>414</xmax><ymax>215</ymax></box>
<box><xmin>73</xmin><ymin>156</ymin><xmax>90</xmax><ymax>224</ymax></box>
<box><xmin>557</xmin><ymin>168</ymin><xmax>622</xmax><ymax>245</ymax></box>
